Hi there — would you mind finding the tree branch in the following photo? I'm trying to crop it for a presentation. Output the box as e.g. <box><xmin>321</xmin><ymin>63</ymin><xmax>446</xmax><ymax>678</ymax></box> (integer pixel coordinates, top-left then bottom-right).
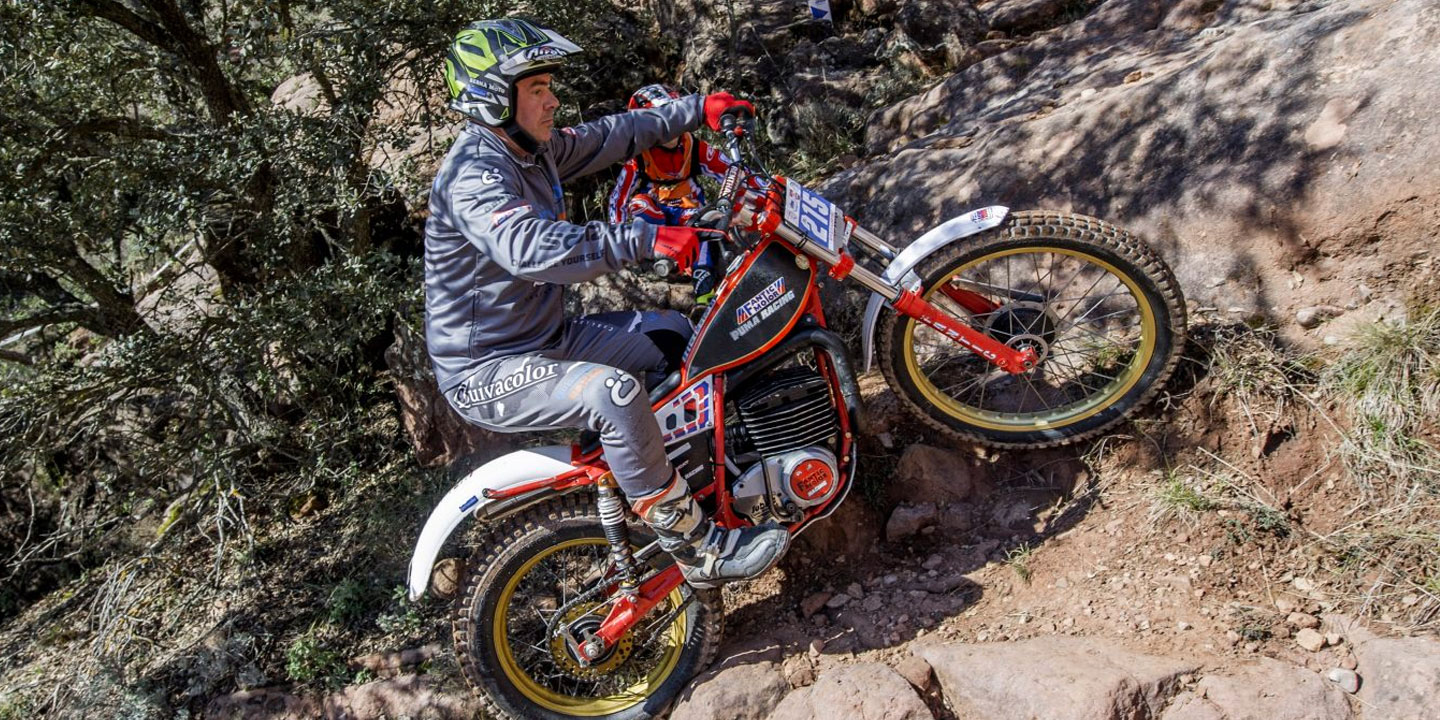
<box><xmin>73</xmin><ymin>0</ymin><xmax>169</xmax><ymax>48</ymax></box>
<box><xmin>0</xmin><ymin>306</ymin><xmax>96</xmax><ymax>339</ymax></box>
<box><xmin>76</xmin><ymin>0</ymin><xmax>251</xmax><ymax>121</ymax></box>
<box><xmin>0</xmin><ymin>349</ymin><xmax>34</xmax><ymax>365</ymax></box>
<box><xmin>65</xmin><ymin>116</ymin><xmax>173</xmax><ymax>141</ymax></box>
<box><xmin>138</xmin><ymin>0</ymin><xmax>251</xmax><ymax>119</ymax></box>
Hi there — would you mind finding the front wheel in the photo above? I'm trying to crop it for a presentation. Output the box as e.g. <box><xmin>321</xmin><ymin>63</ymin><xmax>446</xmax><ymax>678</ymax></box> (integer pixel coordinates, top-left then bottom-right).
<box><xmin>879</xmin><ymin>211</ymin><xmax>1187</xmax><ymax>448</ymax></box>
<box><xmin>454</xmin><ymin>494</ymin><xmax>723</xmax><ymax>720</ymax></box>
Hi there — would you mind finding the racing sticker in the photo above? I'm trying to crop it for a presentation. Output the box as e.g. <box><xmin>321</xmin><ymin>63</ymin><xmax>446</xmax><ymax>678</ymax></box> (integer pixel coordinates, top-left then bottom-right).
<box><xmin>731</xmin><ymin>277</ymin><xmax>795</xmax><ymax>341</ymax></box>
<box><xmin>656</xmin><ymin>378</ymin><xmax>714</xmax><ymax>444</ymax></box>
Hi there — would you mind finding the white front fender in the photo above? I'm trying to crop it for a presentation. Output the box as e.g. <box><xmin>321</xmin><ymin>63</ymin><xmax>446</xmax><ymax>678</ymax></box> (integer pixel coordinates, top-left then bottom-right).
<box><xmin>860</xmin><ymin>206</ymin><xmax>1009</xmax><ymax>372</ymax></box>
<box><xmin>407</xmin><ymin>445</ymin><xmax>576</xmax><ymax>601</ymax></box>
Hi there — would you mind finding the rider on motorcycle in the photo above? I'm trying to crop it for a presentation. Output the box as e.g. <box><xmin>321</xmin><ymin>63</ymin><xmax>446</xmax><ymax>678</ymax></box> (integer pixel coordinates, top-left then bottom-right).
<box><xmin>607</xmin><ymin>84</ymin><xmax>734</xmax><ymax>227</ymax></box>
<box><xmin>424</xmin><ymin>18</ymin><xmax>790</xmax><ymax>588</ymax></box>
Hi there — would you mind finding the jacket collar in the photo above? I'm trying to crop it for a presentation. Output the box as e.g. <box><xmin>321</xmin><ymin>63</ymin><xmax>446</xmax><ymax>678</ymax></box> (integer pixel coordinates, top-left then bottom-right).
<box><xmin>466</xmin><ymin>122</ymin><xmax>551</xmax><ymax>167</ymax></box>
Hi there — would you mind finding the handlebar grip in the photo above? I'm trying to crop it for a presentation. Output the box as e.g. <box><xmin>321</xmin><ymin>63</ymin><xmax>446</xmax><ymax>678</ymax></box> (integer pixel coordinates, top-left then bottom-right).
<box><xmin>652</xmin><ymin>257</ymin><xmax>676</xmax><ymax>277</ymax></box>
<box><xmin>719</xmin><ymin>108</ymin><xmax>754</xmax><ymax>134</ymax></box>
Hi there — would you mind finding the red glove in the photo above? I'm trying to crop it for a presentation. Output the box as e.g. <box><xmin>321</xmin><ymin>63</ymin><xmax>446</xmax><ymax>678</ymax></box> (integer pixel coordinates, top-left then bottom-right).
<box><xmin>703</xmin><ymin>91</ymin><xmax>755</xmax><ymax>132</ymax></box>
<box><xmin>653</xmin><ymin>226</ymin><xmax>722</xmax><ymax>274</ymax></box>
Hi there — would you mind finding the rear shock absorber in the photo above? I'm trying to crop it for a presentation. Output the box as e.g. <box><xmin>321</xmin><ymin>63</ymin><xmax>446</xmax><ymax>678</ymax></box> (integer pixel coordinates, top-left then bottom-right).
<box><xmin>596</xmin><ymin>474</ymin><xmax>641</xmax><ymax>596</ymax></box>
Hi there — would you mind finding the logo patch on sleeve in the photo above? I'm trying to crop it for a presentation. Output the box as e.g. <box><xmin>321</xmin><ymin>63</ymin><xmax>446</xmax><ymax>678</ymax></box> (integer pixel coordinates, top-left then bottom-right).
<box><xmin>491</xmin><ymin>202</ymin><xmax>533</xmax><ymax>228</ymax></box>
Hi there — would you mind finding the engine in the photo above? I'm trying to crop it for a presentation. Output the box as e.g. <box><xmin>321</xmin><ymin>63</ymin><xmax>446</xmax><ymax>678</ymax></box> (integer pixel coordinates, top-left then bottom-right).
<box><xmin>727</xmin><ymin>367</ymin><xmax>842</xmax><ymax>523</ymax></box>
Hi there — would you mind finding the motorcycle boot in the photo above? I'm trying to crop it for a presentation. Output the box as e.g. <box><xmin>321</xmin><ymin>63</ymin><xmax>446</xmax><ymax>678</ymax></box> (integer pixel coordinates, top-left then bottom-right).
<box><xmin>630</xmin><ymin>472</ymin><xmax>790</xmax><ymax>589</ymax></box>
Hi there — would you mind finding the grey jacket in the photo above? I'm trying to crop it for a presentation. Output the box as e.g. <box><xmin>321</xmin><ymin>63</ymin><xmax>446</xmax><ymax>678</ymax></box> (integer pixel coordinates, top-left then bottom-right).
<box><xmin>424</xmin><ymin>95</ymin><xmax>704</xmax><ymax>390</ymax></box>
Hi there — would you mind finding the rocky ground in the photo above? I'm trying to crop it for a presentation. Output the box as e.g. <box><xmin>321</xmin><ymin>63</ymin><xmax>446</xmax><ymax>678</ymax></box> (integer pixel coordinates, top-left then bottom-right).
<box><xmin>4</xmin><ymin>1</ymin><xmax>1438</xmax><ymax>718</ymax></box>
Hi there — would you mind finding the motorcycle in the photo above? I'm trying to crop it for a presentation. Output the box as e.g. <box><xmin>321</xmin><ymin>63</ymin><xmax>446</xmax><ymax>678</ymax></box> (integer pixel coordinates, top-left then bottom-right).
<box><xmin>407</xmin><ymin>112</ymin><xmax>1187</xmax><ymax>720</ymax></box>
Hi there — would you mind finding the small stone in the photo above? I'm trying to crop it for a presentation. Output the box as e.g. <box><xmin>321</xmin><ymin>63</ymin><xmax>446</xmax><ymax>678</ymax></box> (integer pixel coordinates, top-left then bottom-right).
<box><xmin>1198</xmin><ymin>555</ymin><xmax>1213</xmax><ymax>568</ymax></box>
<box><xmin>1326</xmin><ymin>632</ymin><xmax>1343</xmax><ymax>647</ymax></box>
<box><xmin>782</xmin><ymin>655</ymin><xmax>816</xmax><ymax>688</ymax></box>
<box><xmin>1296</xmin><ymin>305</ymin><xmax>1344</xmax><ymax>329</ymax></box>
<box><xmin>1296</xmin><ymin>628</ymin><xmax>1326</xmax><ymax>652</ymax></box>
<box><xmin>922</xmin><ymin>554</ymin><xmax>944</xmax><ymax>571</ymax></box>
<box><xmin>877</xmin><ymin>432</ymin><xmax>895</xmax><ymax>449</ymax></box>
<box><xmin>1341</xmin><ymin>654</ymin><xmax>1357</xmax><ymax>670</ymax></box>
<box><xmin>883</xmin><ymin>574</ymin><xmax>898</xmax><ymax>585</ymax></box>
<box><xmin>863</xmin><ymin>595</ymin><xmax>884</xmax><ymax>612</ymax></box>
<box><xmin>1400</xmin><ymin>593</ymin><xmax>1420</xmax><ymax>607</ymax></box>
<box><xmin>1123</xmin><ymin>70</ymin><xmax>1146</xmax><ymax>84</ymax></box>
<box><xmin>1177</xmin><ymin>621</ymin><xmax>1192</xmax><ymax>631</ymax></box>
<box><xmin>801</xmin><ymin>592</ymin><xmax>832</xmax><ymax>618</ymax></box>
<box><xmin>826</xmin><ymin>593</ymin><xmax>852</xmax><ymax>609</ymax></box>
<box><xmin>1244</xmin><ymin>641</ymin><xmax>1260</xmax><ymax>653</ymax></box>
<box><xmin>894</xmin><ymin>655</ymin><xmax>933</xmax><ymax>692</ymax></box>
<box><xmin>1225</xmin><ymin>630</ymin><xmax>1242</xmax><ymax>646</ymax></box>
<box><xmin>431</xmin><ymin>557</ymin><xmax>464</xmax><ymax>600</ymax></box>
<box><xmin>1080</xmin><ymin>88</ymin><xmax>1098</xmax><ymax>98</ymax></box>
<box><xmin>1325</xmin><ymin>667</ymin><xmax>1360</xmax><ymax>694</ymax></box>
<box><xmin>1288</xmin><ymin>612</ymin><xmax>1321</xmax><ymax>629</ymax></box>
<box><xmin>1292</xmin><ymin>577</ymin><xmax>1316</xmax><ymax>593</ymax></box>
<box><xmin>845</xmin><ymin>582</ymin><xmax>864</xmax><ymax>600</ymax></box>
<box><xmin>1275</xmin><ymin>596</ymin><xmax>1297</xmax><ymax>613</ymax></box>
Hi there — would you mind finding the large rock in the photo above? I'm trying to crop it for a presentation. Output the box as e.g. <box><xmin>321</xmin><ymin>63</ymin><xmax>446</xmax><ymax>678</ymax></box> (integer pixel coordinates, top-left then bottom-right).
<box><xmin>1160</xmin><ymin>658</ymin><xmax>1352</xmax><ymax>720</ymax></box>
<box><xmin>795</xmin><ymin>493</ymin><xmax>883</xmax><ymax>557</ymax></box>
<box><xmin>886</xmin><ymin>502</ymin><xmax>939</xmax><ymax>542</ymax></box>
<box><xmin>985</xmin><ymin>0</ymin><xmax>1083</xmax><ymax>35</ymax></box>
<box><xmin>670</xmin><ymin>659</ymin><xmax>789</xmax><ymax>720</ymax></box>
<box><xmin>768</xmin><ymin>663</ymin><xmax>933</xmax><ymax>720</ymax></box>
<box><xmin>918</xmin><ymin>636</ymin><xmax>1196</xmax><ymax>719</ymax></box>
<box><xmin>203</xmin><ymin>675</ymin><xmax>478</xmax><ymax>720</ymax></box>
<box><xmin>895</xmin><ymin>0</ymin><xmax>987</xmax><ymax>68</ymax></box>
<box><xmin>1355</xmin><ymin>636</ymin><xmax>1440</xmax><ymax>720</ymax></box>
<box><xmin>835</xmin><ymin>0</ymin><xmax>1440</xmax><ymax>335</ymax></box>
<box><xmin>893</xmin><ymin>444</ymin><xmax>977</xmax><ymax>504</ymax></box>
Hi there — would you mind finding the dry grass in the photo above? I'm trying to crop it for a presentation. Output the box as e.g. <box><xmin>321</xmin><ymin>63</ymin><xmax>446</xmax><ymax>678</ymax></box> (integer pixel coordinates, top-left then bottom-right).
<box><xmin>1312</xmin><ymin>308</ymin><xmax>1440</xmax><ymax>629</ymax></box>
<box><xmin>1202</xmin><ymin>323</ymin><xmax>1315</xmax><ymax>438</ymax></box>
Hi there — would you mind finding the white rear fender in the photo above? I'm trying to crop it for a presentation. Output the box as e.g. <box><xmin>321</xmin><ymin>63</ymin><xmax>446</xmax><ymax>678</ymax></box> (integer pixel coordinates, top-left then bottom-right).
<box><xmin>407</xmin><ymin>445</ymin><xmax>577</xmax><ymax>601</ymax></box>
<box><xmin>860</xmin><ymin>206</ymin><xmax>1009</xmax><ymax>372</ymax></box>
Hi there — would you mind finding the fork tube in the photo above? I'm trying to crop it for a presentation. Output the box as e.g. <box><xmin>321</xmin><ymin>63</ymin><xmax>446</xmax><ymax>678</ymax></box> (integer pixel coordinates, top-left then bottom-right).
<box><xmin>735</xmin><ymin>204</ymin><xmax>904</xmax><ymax>301</ymax></box>
<box><xmin>851</xmin><ymin>226</ymin><xmax>897</xmax><ymax>261</ymax></box>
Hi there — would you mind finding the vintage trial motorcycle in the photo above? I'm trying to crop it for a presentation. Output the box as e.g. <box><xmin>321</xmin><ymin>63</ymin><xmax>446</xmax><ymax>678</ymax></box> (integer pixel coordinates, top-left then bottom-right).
<box><xmin>407</xmin><ymin>113</ymin><xmax>1187</xmax><ymax>720</ymax></box>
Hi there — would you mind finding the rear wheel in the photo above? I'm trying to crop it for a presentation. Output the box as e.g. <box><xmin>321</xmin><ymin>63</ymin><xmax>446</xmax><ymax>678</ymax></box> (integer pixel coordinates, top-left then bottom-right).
<box><xmin>879</xmin><ymin>211</ymin><xmax>1186</xmax><ymax>448</ymax></box>
<box><xmin>454</xmin><ymin>494</ymin><xmax>723</xmax><ymax>720</ymax></box>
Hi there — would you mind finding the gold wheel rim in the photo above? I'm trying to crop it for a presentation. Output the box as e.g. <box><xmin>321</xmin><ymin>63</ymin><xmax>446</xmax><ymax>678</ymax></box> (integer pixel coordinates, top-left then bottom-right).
<box><xmin>493</xmin><ymin>537</ymin><xmax>689</xmax><ymax>716</ymax></box>
<box><xmin>902</xmin><ymin>245</ymin><xmax>1158</xmax><ymax>432</ymax></box>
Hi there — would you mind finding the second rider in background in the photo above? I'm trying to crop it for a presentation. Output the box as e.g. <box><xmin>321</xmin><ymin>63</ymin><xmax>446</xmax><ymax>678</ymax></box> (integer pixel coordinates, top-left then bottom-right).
<box><xmin>609</xmin><ymin>84</ymin><xmax>740</xmax><ymax>308</ymax></box>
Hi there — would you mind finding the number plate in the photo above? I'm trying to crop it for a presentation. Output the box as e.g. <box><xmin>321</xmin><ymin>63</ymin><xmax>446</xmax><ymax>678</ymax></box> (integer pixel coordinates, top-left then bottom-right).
<box><xmin>783</xmin><ymin>180</ymin><xmax>849</xmax><ymax>251</ymax></box>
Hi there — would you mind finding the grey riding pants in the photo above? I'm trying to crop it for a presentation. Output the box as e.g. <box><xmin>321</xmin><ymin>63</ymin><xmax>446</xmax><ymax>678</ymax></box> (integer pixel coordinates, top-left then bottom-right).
<box><xmin>445</xmin><ymin>310</ymin><xmax>692</xmax><ymax>497</ymax></box>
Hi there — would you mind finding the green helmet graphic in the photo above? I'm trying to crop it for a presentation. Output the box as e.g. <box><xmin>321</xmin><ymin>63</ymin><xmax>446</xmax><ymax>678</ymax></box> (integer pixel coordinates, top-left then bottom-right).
<box><xmin>444</xmin><ymin>18</ymin><xmax>582</xmax><ymax>127</ymax></box>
